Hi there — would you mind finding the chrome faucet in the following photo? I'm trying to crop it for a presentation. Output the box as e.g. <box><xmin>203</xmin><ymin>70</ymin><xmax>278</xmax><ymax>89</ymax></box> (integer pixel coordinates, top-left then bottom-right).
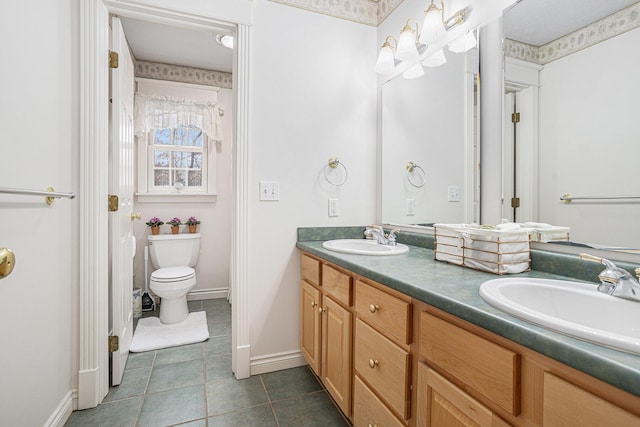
<box><xmin>364</xmin><ymin>225</ymin><xmax>400</xmax><ymax>246</ymax></box>
<box><xmin>580</xmin><ymin>253</ymin><xmax>640</xmax><ymax>302</ymax></box>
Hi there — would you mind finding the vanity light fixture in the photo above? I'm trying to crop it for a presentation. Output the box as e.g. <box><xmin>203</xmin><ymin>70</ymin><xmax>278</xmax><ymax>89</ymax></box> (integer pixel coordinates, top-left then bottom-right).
<box><xmin>402</xmin><ymin>63</ymin><xmax>425</xmax><ymax>79</ymax></box>
<box><xmin>395</xmin><ymin>19</ymin><xmax>420</xmax><ymax>61</ymax></box>
<box><xmin>215</xmin><ymin>34</ymin><xmax>234</xmax><ymax>49</ymax></box>
<box><xmin>448</xmin><ymin>30</ymin><xmax>477</xmax><ymax>53</ymax></box>
<box><xmin>374</xmin><ymin>36</ymin><xmax>397</xmax><ymax>75</ymax></box>
<box><xmin>419</xmin><ymin>0</ymin><xmax>467</xmax><ymax>45</ymax></box>
<box><xmin>422</xmin><ymin>48</ymin><xmax>447</xmax><ymax>67</ymax></box>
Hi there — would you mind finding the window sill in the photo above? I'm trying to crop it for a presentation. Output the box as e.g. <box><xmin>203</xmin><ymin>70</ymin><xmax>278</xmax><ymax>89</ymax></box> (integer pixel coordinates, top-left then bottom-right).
<box><xmin>135</xmin><ymin>193</ymin><xmax>217</xmax><ymax>203</ymax></box>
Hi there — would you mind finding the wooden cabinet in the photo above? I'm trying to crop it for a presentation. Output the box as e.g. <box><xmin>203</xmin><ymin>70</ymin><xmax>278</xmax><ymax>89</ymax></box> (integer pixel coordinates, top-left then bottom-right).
<box><xmin>417</xmin><ymin>363</ymin><xmax>511</xmax><ymax>427</ymax></box>
<box><xmin>299</xmin><ymin>254</ymin><xmax>353</xmax><ymax>418</ymax></box>
<box><xmin>299</xmin><ymin>250</ymin><xmax>640</xmax><ymax>426</ymax></box>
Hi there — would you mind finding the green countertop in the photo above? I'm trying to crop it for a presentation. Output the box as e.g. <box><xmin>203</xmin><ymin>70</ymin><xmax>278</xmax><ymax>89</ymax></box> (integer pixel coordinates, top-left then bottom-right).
<box><xmin>296</xmin><ymin>240</ymin><xmax>640</xmax><ymax>398</ymax></box>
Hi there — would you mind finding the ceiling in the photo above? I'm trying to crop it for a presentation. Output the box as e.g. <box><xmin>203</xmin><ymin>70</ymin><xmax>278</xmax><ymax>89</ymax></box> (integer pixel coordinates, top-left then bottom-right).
<box><xmin>119</xmin><ymin>17</ymin><xmax>234</xmax><ymax>73</ymax></box>
<box><xmin>504</xmin><ymin>0</ymin><xmax>639</xmax><ymax>46</ymax></box>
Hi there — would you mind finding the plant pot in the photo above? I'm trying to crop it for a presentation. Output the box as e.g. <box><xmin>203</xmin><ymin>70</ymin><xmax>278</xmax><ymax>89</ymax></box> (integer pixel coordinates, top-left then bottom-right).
<box><xmin>151</xmin><ymin>227</ymin><xmax>160</xmax><ymax>235</ymax></box>
<box><xmin>188</xmin><ymin>225</ymin><xmax>197</xmax><ymax>233</ymax></box>
<box><xmin>171</xmin><ymin>225</ymin><xmax>179</xmax><ymax>234</ymax></box>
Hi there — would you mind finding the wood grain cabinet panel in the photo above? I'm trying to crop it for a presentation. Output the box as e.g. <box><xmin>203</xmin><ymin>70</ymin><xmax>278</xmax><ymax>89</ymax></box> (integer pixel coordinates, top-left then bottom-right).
<box><xmin>322</xmin><ymin>295</ymin><xmax>353</xmax><ymax>418</ymax></box>
<box><xmin>300</xmin><ymin>280</ymin><xmax>321</xmax><ymax>375</ymax></box>
<box><xmin>355</xmin><ymin>280</ymin><xmax>411</xmax><ymax>345</ymax></box>
<box><xmin>417</xmin><ymin>363</ymin><xmax>511</xmax><ymax>427</ymax></box>
<box><xmin>355</xmin><ymin>318</ymin><xmax>411</xmax><ymax>420</ymax></box>
<box><xmin>420</xmin><ymin>312</ymin><xmax>521</xmax><ymax>416</ymax></box>
<box><xmin>322</xmin><ymin>264</ymin><xmax>352</xmax><ymax>306</ymax></box>
<box><xmin>301</xmin><ymin>254</ymin><xmax>320</xmax><ymax>286</ymax></box>
<box><xmin>353</xmin><ymin>375</ymin><xmax>405</xmax><ymax>427</ymax></box>
<box><xmin>543</xmin><ymin>372</ymin><xmax>640</xmax><ymax>426</ymax></box>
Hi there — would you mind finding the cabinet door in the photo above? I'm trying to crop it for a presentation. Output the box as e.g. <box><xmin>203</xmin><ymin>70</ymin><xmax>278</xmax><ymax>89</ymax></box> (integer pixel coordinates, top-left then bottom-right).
<box><xmin>417</xmin><ymin>363</ymin><xmax>511</xmax><ymax>427</ymax></box>
<box><xmin>322</xmin><ymin>294</ymin><xmax>353</xmax><ymax>418</ymax></box>
<box><xmin>301</xmin><ymin>280</ymin><xmax>322</xmax><ymax>375</ymax></box>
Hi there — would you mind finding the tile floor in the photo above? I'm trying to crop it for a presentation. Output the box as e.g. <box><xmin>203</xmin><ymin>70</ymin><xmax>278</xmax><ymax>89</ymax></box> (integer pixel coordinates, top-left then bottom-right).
<box><xmin>65</xmin><ymin>299</ymin><xmax>350</xmax><ymax>427</ymax></box>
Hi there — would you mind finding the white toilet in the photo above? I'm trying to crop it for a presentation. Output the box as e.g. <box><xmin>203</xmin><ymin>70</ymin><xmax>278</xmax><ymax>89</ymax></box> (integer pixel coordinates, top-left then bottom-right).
<box><xmin>147</xmin><ymin>233</ymin><xmax>201</xmax><ymax>324</ymax></box>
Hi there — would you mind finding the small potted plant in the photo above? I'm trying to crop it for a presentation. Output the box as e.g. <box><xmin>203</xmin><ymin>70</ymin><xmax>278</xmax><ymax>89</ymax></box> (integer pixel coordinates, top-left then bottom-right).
<box><xmin>185</xmin><ymin>216</ymin><xmax>200</xmax><ymax>233</ymax></box>
<box><xmin>146</xmin><ymin>217</ymin><xmax>164</xmax><ymax>235</ymax></box>
<box><xmin>167</xmin><ymin>217</ymin><xmax>182</xmax><ymax>234</ymax></box>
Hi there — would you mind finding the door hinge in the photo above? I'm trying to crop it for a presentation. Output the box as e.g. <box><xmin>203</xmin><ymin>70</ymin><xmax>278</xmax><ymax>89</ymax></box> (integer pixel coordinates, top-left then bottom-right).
<box><xmin>511</xmin><ymin>112</ymin><xmax>521</xmax><ymax>123</ymax></box>
<box><xmin>108</xmin><ymin>50</ymin><xmax>119</xmax><ymax>69</ymax></box>
<box><xmin>109</xmin><ymin>335</ymin><xmax>119</xmax><ymax>352</ymax></box>
<box><xmin>511</xmin><ymin>197</ymin><xmax>521</xmax><ymax>208</ymax></box>
<box><xmin>108</xmin><ymin>194</ymin><xmax>119</xmax><ymax>212</ymax></box>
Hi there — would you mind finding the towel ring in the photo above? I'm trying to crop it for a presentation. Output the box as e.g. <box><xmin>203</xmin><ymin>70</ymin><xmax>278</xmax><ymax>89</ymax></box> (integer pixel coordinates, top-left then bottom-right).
<box><xmin>406</xmin><ymin>161</ymin><xmax>426</xmax><ymax>188</ymax></box>
<box><xmin>323</xmin><ymin>157</ymin><xmax>349</xmax><ymax>186</ymax></box>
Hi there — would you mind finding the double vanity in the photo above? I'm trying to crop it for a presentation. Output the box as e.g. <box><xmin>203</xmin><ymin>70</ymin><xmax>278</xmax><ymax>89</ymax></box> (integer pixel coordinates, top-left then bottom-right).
<box><xmin>297</xmin><ymin>227</ymin><xmax>640</xmax><ymax>426</ymax></box>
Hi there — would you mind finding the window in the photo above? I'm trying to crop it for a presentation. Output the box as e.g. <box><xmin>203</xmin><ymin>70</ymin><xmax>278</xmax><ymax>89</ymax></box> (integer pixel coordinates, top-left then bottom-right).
<box><xmin>150</xmin><ymin>125</ymin><xmax>206</xmax><ymax>191</ymax></box>
<box><xmin>134</xmin><ymin>82</ymin><xmax>223</xmax><ymax>202</ymax></box>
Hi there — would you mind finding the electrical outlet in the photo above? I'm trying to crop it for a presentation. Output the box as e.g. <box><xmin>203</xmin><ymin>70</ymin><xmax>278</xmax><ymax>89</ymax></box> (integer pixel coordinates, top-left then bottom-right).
<box><xmin>406</xmin><ymin>198</ymin><xmax>415</xmax><ymax>215</ymax></box>
<box><xmin>447</xmin><ymin>185</ymin><xmax>461</xmax><ymax>202</ymax></box>
<box><xmin>259</xmin><ymin>181</ymin><xmax>280</xmax><ymax>201</ymax></box>
<box><xmin>328</xmin><ymin>198</ymin><xmax>339</xmax><ymax>217</ymax></box>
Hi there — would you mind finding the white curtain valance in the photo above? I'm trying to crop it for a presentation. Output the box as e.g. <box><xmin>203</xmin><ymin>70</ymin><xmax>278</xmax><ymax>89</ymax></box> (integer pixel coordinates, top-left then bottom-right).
<box><xmin>134</xmin><ymin>94</ymin><xmax>224</xmax><ymax>142</ymax></box>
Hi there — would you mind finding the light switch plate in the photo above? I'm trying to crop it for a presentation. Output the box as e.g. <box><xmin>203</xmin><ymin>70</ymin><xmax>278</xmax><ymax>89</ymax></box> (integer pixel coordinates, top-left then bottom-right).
<box><xmin>328</xmin><ymin>198</ymin><xmax>339</xmax><ymax>217</ymax></box>
<box><xmin>406</xmin><ymin>198</ymin><xmax>415</xmax><ymax>215</ymax></box>
<box><xmin>447</xmin><ymin>185</ymin><xmax>461</xmax><ymax>202</ymax></box>
<box><xmin>260</xmin><ymin>181</ymin><xmax>280</xmax><ymax>201</ymax></box>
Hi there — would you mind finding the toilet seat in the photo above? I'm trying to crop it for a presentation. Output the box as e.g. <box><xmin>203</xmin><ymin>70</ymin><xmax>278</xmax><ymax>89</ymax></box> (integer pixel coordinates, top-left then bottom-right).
<box><xmin>151</xmin><ymin>266</ymin><xmax>195</xmax><ymax>282</ymax></box>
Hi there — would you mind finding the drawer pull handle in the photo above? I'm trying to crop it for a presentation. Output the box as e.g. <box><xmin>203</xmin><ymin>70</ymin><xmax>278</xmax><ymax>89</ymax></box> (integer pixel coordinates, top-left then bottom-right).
<box><xmin>368</xmin><ymin>358</ymin><xmax>379</xmax><ymax>369</ymax></box>
<box><xmin>369</xmin><ymin>304</ymin><xmax>379</xmax><ymax>313</ymax></box>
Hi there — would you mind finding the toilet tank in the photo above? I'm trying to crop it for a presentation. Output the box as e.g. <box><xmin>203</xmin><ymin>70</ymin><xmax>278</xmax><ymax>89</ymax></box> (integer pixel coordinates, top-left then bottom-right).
<box><xmin>147</xmin><ymin>233</ymin><xmax>201</xmax><ymax>268</ymax></box>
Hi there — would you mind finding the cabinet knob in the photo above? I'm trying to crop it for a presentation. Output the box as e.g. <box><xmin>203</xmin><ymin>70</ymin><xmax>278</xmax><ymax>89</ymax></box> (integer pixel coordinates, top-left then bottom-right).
<box><xmin>318</xmin><ymin>307</ymin><xmax>326</xmax><ymax>313</ymax></box>
<box><xmin>368</xmin><ymin>424</ymin><xmax>378</xmax><ymax>427</ymax></box>
<box><xmin>368</xmin><ymin>359</ymin><xmax>379</xmax><ymax>369</ymax></box>
<box><xmin>311</xmin><ymin>301</ymin><xmax>317</xmax><ymax>308</ymax></box>
<box><xmin>369</xmin><ymin>304</ymin><xmax>379</xmax><ymax>313</ymax></box>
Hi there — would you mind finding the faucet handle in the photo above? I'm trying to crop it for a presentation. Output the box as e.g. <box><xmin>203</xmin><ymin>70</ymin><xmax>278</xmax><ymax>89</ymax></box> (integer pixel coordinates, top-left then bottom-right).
<box><xmin>387</xmin><ymin>228</ymin><xmax>400</xmax><ymax>245</ymax></box>
<box><xmin>579</xmin><ymin>253</ymin><xmax>602</xmax><ymax>264</ymax></box>
<box><xmin>636</xmin><ymin>268</ymin><xmax>640</xmax><ymax>281</ymax></box>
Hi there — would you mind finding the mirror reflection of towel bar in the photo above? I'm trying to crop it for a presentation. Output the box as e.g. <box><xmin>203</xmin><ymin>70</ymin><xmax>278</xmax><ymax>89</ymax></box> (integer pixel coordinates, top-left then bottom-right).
<box><xmin>561</xmin><ymin>193</ymin><xmax>640</xmax><ymax>203</ymax></box>
<box><xmin>0</xmin><ymin>187</ymin><xmax>76</xmax><ymax>205</ymax></box>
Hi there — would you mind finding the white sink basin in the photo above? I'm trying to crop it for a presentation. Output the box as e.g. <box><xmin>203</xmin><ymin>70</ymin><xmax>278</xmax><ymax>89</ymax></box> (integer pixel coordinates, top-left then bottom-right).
<box><xmin>480</xmin><ymin>278</ymin><xmax>640</xmax><ymax>355</ymax></box>
<box><xmin>321</xmin><ymin>239</ymin><xmax>409</xmax><ymax>256</ymax></box>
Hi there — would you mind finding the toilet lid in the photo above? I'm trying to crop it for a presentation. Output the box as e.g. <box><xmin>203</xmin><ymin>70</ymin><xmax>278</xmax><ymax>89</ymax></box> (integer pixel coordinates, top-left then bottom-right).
<box><xmin>151</xmin><ymin>266</ymin><xmax>195</xmax><ymax>281</ymax></box>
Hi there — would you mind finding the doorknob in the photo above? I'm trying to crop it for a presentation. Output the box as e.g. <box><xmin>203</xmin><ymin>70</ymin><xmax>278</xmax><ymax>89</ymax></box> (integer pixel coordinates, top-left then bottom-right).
<box><xmin>0</xmin><ymin>248</ymin><xmax>16</xmax><ymax>279</ymax></box>
<box><xmin>131</xmin><ymin>212</ymin><xmax>141</xmax><ymax>221</ymax></box>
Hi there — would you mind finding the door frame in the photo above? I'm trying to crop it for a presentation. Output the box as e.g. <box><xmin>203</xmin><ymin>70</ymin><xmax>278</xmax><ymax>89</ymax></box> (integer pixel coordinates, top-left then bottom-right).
<box><xmin>78</xmin><ymin>0</ymin><xmax>251</xmax><ymax>408</ymax></box>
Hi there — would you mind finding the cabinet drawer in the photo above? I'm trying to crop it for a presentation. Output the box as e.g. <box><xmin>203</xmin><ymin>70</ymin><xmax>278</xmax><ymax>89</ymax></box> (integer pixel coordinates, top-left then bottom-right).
<box><xmin>322</xmin><ymin>264</ymin><xmax>352</xmax><ymax>306</ymax></box>
<box><xmin>543</xmin><ymin>373</ymin><xmax>640</xmax><ymax>426</ymax></box>
<box><xmin>355</xmin><ymin>318</ymin><xmax>411</xmax><ymax>420</ymax></box>
<box><xmin>353</xmin><ymin>375</ymin><xmax>404</xmax><ymax>427</ymax></box>
<box><xmin>355</xmin><ymin>280</ymin><xmax>411</xmax><ymax>345</ymax></box>
<box><xmin>420</xmin><ymin>312</ymin><xmax>520</xmax><ymax>416</ymax></box>
<box><xmin>301</xmin><ymin>254</ymin><xmax>320</xmax><ymax>286</ymax></box>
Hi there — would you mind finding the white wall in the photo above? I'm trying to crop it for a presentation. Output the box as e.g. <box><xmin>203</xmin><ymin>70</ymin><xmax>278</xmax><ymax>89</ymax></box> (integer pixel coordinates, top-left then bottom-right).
<box><xmin>0</xmin><ymin>0</ymin><xmax>77</xmax><ymax>425</ymax></box>
<box><xmin>247</xmin><ymin>0</ymin><xmax>377</xmax><ymax>362</ymax></box>
<box><xmin>537</xmin><ymin>27</ymin><xmax>640</xmax><ymax>247</ymax></box>
<box><xmin>132</xmin><ymin>82</ymin><xmax>234</xmax><ymax>297</ymax></box>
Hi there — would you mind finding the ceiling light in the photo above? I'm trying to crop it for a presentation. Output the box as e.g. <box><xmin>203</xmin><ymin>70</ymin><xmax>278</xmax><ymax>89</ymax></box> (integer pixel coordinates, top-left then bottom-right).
<box><xmin>422</xmin><ymin>49</ymin><xmax>447</xmax><ymax>67</ymax></box>
<box><xmin>215</xmin><ymin>34</ymin><xmax>234</xmax><ymax>49</ymax></box>
<box><xmin>448</xmin><ymin>30</ymin><xmax>477</xmax><ymax>53</ymax></box>
<box><xmin>402</xmin><ymin>63</ymin><xmax>425</xmax><ymax>79</ymax></box>
<box><xmin>374</xmin><ymin>36</ymin><xmax>397</xmax><ymax>75</ymax></box>
<box><xmin>395</xmin><ymin>19</ymin><xmax>420</xmax><ymax>61</ymax></box>
<box><xmin>419</xmin><ymin>0</ymin><xmax>446</xmax><ymax>45</ymax></box>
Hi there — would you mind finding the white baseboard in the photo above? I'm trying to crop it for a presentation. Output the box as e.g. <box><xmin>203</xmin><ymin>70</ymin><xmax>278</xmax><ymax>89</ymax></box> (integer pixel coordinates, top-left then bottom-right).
<box><xmin>250</xmin><ymin>350</ymin><xmax>307</xmax><ymax>376</ymax></box>
<box><xmin>187</xmin><ymin>287</ymin><xmax>229</xmax><ymax>301</ymax></box>
<box><xmin>45</xmin><ymin>389</ymin><xmax>77</xmax><ymax>427</ymax></box>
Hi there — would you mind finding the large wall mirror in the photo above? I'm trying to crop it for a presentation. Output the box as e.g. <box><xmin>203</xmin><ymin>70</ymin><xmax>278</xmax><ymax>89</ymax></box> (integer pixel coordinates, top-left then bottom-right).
<box><xmin>381</xmin><ymin>29</ymin><xmax>480</xmax><ymax>229</ymax></box>
<box><xmin>502</xmin><ymin>0</ymin><xmax>640</xmax><ymax>250</ymax></box>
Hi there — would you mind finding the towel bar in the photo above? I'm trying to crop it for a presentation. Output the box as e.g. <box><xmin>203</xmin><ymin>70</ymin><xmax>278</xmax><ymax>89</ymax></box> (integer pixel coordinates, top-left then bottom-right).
<box><xmin>0</xmin><ymin>186</ymin><xmax>76</xmax><ymax>205</ymax></box>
